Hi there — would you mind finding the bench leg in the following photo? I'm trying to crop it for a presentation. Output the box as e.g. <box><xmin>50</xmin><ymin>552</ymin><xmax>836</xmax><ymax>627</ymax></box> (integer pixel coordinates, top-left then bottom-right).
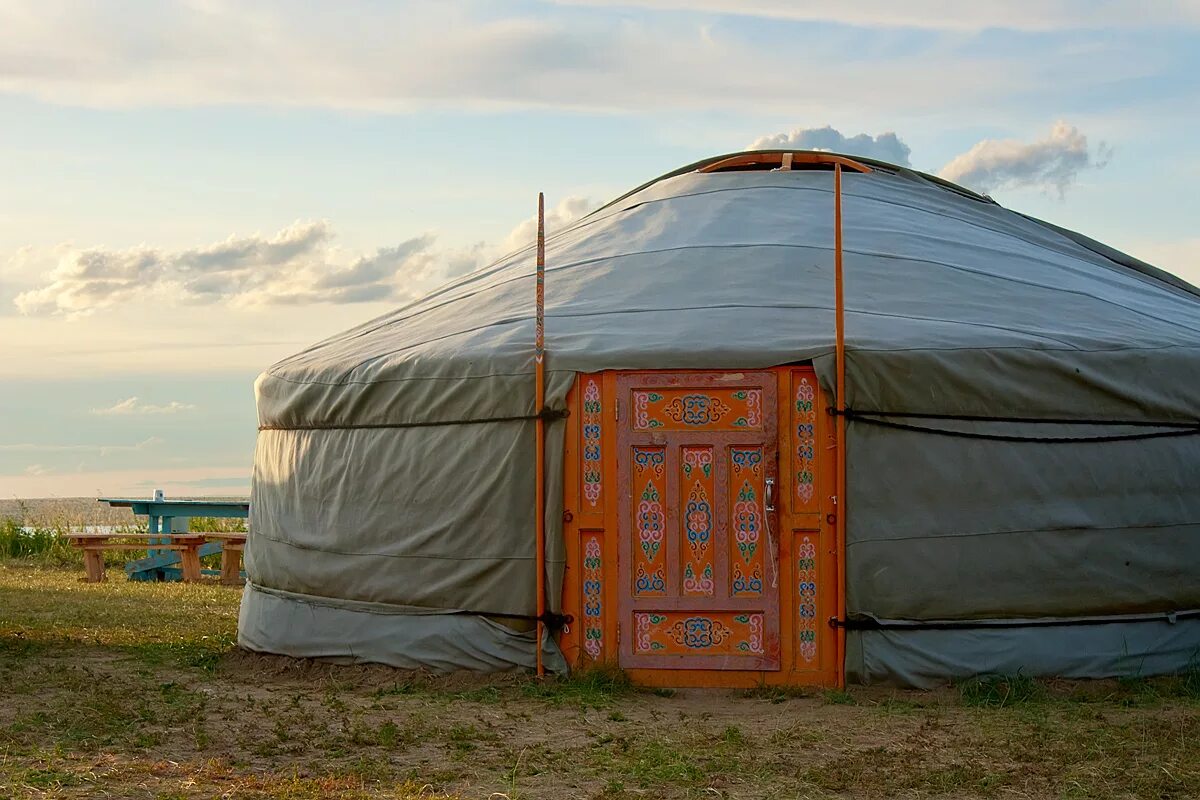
<box><xmin>83</xmin><ymin>549</ymin><xmax>106</xmax><ymax>583</ymax></box>
<box><xmin>220</xmin><ymin>546</ymin><xmax>244</xmax><ymax>586</ymax></box>
<box><xmin>180</xmin><ymin>545</ymin><xmax>202</xmax><ymax>583</ymax></box>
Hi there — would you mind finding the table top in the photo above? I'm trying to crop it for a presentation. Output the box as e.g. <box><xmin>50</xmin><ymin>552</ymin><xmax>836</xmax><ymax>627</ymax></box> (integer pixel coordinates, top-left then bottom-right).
<box><xmin>98</xmin><ymin>498</ymin><xmax>250</xmax><ymax>517</ymax></box>
<box><xmin>67</xmin><ymin>531</ymin><xmax>246</xmax><ymax>540</ymax></box>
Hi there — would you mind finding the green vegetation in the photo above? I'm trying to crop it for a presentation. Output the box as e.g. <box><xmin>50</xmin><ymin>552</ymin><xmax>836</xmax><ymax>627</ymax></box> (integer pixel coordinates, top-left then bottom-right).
<box><xmin>519</xmin><ymin>660</ymin><xmax>634</xmax><ymax>707</ymax></box>
<box><xmin>959</xmin><ymin>672</ymin><xmax>1045</xmax><ymax>707</ymax></box>
<box><xmin>191</xmin><ymin>515</ymin><xmax>249</xmax><ymax>532</ymax></box>
<box><xmin>0</xmin><ymin>517</ymin><xmax>80</xmax><ymax>564</ymax></box>
<box><xmin>0</xmin><ymin>498</ymin><xmax>247</xmax><ymax>572</ymax></box>
<box><xmin>738</xmin><ymin>682</ymin><xmax>814</xmax><ymax>703</ymax></box>
<box><xmin>1</xmin><ymin>558</ymin><xmax>1198</xmax><ymax>798</ymax></box>
<box><xmin>821</xmin><ymin>687</ymin><xmax>857</xmax><ymax>705</ymax></box>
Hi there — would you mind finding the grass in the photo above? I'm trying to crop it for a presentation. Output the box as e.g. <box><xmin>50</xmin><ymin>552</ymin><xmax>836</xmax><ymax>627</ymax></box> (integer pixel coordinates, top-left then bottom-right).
<box><xmin>0</xmin><ymin>561</ymin><xmax>239</xmax><ymax>656</ymax></box>
<box><xmin>519</xmin><ymin>661</ymin><xmax>634</xmax><ymax>707</ymax></box>
<box><xmin>0</xmin><ymin>517</ymin><xmax>82</xmax><ymax>564</ymax></box>
<box><xmin>959</xmin><ymin>673</ymin><xmax>1045</xmax><ymax>707</ymax></box>
<box><xmin>1</xmin><ymin>559</ymin><xmax>1199</xmax><ymax>798</ymax></box>
<box><xmin>738</xmin><ymin>682</ymin><xmax>814</xmax><ymax>703</ymax></box>
<box><xmin>822</xmin><ymin>687</ymin><xmax>857</xmax><ymax>705</ymax></box>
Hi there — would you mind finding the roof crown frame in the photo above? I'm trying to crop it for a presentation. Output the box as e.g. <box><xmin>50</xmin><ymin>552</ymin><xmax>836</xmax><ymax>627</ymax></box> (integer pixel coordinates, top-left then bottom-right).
<box><xmin>697</xmin><ymin>151</ymin><xmax>873</xmax><ymax>174</ymax></box>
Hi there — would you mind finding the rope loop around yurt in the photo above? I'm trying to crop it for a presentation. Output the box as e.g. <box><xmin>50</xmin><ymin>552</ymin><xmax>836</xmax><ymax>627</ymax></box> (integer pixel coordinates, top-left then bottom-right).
<box><xmin>257</xmin><ymin>407</ymin><xmax>567</xmax><ymax>432</ymax></box>
<box><xmin>830</xmin><ymin>407</ymin><xmax>1200</xmax><ymax>444</ymax></box>
<box><xmin>830</xmin><ymin>609</ymin><xmax>1200</xmax><ymax>631</ymax></box>
<box><xmin>449</xmin><ymin>608</ymin><xmax>574</xmax><ymax>629</ymax></box>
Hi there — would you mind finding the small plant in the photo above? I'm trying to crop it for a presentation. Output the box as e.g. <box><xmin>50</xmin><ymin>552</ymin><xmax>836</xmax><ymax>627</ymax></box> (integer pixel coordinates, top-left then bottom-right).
<box><xmin>600</xmin><ymin>779</ymin><xmax>626</xmax><ymax>796</ymax></box>
<box><xmin>624</xmin><ymin>737</ymin><xmax>705</xmax><ymax>785</ymax></box>
<box><xmin>822</xmin><ymin>688</ymin><xmax>857</xmax><ymax>705</ymax></box>
<box><xmin>1183</xmin><ymin>665</ymin><xmax>1200</xmax><ymax>699</ymax></box>
<box><xmin>378</xmin><ymin>720</ymin><xmax>400</xmax><ymax>747</ymax></box>
<box><xmin>958</xmin><ymin>673</ymin><xmax>1043</xmax><ymax>708</ymax></box>
<box><xmin>503</xmin><ymin>748</ymin><xmax>527</xmax><ymax>800</ymax></box>
<box><xmin>739</xmin><ymin>683</ymin><xmax>812</xmax><ymax>703</ymax></box>
<box><xmin>374</xmin><ymin>677</ymin><xmax>430</xmax><ymax>698</ymax></box>
<box><xmin>522</xmin><ymin>662</ymin><xmax>633</xmax><ymax>707</ymax></box>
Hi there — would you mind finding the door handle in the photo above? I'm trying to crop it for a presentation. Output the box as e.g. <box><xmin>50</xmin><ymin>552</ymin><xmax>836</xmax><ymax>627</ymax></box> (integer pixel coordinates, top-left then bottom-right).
<box><xmin>764</xmin><ymin>477</ymin><xmax>778</xmax><ymax>588</ymax></box>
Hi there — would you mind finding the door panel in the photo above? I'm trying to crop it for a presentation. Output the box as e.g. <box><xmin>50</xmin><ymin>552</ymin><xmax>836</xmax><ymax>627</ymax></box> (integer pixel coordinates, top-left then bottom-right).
<box><xmin>630</xmin><ymin>446</ymin><xmax>668</xmax><ymax>597</ymax></box>
<box><xmin>617</xmin><ymin>372</ymin><xmax>780</xmax><ymax>671</ymax></box>
<box><xmin>680</xmin><ymin>445</ymin><xmax>715</xmax><ymax>596</ymax></box>
<box><xmin>729</xmin><ymin>445</ymin><xmax>767</xmax><ymax>597</ymax></box>
<box><xmin>633</xmin><ymin>611</ymin><xmax>766</xmax><ymax>657</ymax></box>
<box><xmin>631</xmin><ymin>387</ymin><xmax>766</xmax><ymax>432</ymax></box>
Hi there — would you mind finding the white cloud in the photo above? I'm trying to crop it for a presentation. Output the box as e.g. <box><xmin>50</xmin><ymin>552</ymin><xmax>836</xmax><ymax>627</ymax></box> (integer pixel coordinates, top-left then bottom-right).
<box><xmin>23</xmin><ymin>464</ymin><xmax>48</xmax><ymax>476</ymax></box>
<box><xmin>499</xmin><ymin>196</ymin><xmax>597</xmax><ymax>256</ymax></box>
<box><xmin>747</xmin><ymin>126</ymin><xmax>911</xmax><ymax>166</ymax></box>
<box><xmin>91</xmin><ymin>397</ymin><xmax>196</xmax><ymax>416</ymax></box>
<box><xmin>744</xmin><ymin>122</ymin><xmax>1109</xmax><ymax>194</ymax></box>
<box><xmin>0</xmin><ymin>1</ymin><xmax>1159</xmax><ymax>115</ymax></box>
<box><xmin>553</xmin><ymin>0</ymin><xmax>1200</xmax><ymax>31</ymax></box>
<box><xmin>11</xmin><ymin>199</ymin><xmax>598</xmax><ymax>316</ymax></box>
<box><xmin>0</xmin><ymin>437</ymin><xmax>163</xmax><ymax>456</ymax></box>
<box><xmin>12</xmin><ymin>222</ymin><xmax>447</xmax><ymax>315</ymax></box>
<box><xmin>937</xmin><ymin>121</ymin><xmax>1111</xmax><ymax>196</ymax></box>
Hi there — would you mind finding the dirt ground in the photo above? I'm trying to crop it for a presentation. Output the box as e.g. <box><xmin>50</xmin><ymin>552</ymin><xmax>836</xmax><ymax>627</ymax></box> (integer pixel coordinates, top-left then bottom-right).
<box><xmin>1</xmin><ymin>562</ymin><xmax>1197</xmax><ymax>799</ymax></box>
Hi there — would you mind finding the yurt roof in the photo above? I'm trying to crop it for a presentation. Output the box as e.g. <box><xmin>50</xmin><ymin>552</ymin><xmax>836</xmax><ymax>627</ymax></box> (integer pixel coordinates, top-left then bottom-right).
<box><xmin>257</xmin><ymin>150</ymin><xmax>1200</xmax><ymax>429</ymax></box>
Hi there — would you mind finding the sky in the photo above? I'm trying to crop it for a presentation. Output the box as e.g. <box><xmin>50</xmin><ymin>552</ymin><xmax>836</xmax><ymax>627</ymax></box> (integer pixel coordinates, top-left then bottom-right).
<box><xmin>1</xmin><ymin>0</ymin><xmax>1198</xmax><ymax>498</ymax></box>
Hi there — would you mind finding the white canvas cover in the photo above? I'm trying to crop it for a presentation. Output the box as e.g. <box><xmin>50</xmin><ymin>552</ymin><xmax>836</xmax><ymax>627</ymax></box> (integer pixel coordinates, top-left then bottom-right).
<box><xmin>240</xmin><ymin>152</ymin><xmax>1200</xmax><ymax>685</ymax></box>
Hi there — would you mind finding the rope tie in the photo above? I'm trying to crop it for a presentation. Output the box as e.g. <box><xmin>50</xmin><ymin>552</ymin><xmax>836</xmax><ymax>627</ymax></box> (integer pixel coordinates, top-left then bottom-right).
<box><xmin>830</xmin><ymin>408</ymin><xmax>1200</xmax><ymax>444</ymax></box>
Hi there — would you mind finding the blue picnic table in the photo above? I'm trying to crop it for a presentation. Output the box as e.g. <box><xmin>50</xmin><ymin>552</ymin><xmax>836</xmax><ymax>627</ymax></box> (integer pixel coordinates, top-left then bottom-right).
<box><xmin>98</xmin><ymin>494</ymin><xmax>250</xmax><ymax>582</ymax></box>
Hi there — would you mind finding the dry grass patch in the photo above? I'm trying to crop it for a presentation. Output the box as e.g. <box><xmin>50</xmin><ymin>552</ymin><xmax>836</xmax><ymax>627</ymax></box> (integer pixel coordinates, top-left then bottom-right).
<box><xmin>1</xmin><ymin>562</ymin><xmax>1198</xmax><ymax>799</ymax></box>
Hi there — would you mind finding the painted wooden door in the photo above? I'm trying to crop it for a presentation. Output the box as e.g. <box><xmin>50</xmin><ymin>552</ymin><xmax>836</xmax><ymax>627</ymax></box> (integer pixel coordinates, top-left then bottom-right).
<box><xmin>616</xmin><ymin>372</ymin><xmax>780</xmax><ymax>670</ymax></box>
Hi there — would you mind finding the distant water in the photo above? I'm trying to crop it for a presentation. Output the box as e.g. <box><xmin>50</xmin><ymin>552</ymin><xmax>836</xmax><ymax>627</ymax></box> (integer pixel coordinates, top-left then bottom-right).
<box><xmin>20</xmin><ymin>524</ymin><xmax>124</xmax><ymax>535</ymax></box>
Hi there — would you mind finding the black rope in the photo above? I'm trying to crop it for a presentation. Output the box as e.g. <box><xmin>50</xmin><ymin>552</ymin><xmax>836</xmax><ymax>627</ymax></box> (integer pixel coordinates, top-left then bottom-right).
<box><xmin>831</xmin><ymin>408</ymin><xmax>1200</xmax><ymax>443</ymax></box>
<box><xmin>259</xmin><ymin>407</ymin><xmax>568</xmax><ymax>432</ymax></box>
<box><xmin>831</xmin><ymin>408</ymin><xmax>1200</xmax><ymax>428</ymax></box>
<box><xmin>449</xmin><ymin>609</ymin><xmax>574</xmax><ymax>629</ymax></box>
<box><xmin>831</xmin><ymin>609</ymin><xmax>1199</xmax><ymax>631</ymax></box>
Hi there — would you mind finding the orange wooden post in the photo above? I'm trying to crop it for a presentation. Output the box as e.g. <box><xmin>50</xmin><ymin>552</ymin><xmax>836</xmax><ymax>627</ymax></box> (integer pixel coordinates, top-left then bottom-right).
<box><xmin>535</xmin><ymin>192</ymin><xmax>547</xmax><ymax>677</ymax></box>
<box><xmin>178</xmin><ymin>535</ymin><xmax>204</xmax><ymax>582</ymax></box>
<box><xmin>83</xmin><ymin>539</ymin><xmax>107</xmax><ymax>583</ymax></box>
<box><xmin>220</xmin><ymin>538</ymin><xmax>245</xmax><ymax>585</ymax></box>
<box><xmin>833</xmin><ymin>163</ymin><xmax>848</xmax><ymax>689</ymax></box>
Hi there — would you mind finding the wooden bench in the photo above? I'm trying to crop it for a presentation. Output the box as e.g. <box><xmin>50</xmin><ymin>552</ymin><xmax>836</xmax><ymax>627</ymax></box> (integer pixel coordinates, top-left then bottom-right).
<box><xmin>205</xmin><ymin>532</ymin><xmax>248</xmax><ymax>586</ymax></box>
<box><xmin>68</xmin><ymin>532</ymin><xmax>247</xmax><ymax>584</ymax></box>
<box><xmin>94</xmin><ymin>495</ymin><xmax>250</xmax><ymax>583</ymax></box>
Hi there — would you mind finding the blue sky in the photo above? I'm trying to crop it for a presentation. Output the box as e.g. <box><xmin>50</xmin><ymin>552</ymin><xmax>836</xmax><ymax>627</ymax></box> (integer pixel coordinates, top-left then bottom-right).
<box><xmin>1</xmin><ymin>0</ymin><xmax>1197</xmax><ymax>497</ymax></box>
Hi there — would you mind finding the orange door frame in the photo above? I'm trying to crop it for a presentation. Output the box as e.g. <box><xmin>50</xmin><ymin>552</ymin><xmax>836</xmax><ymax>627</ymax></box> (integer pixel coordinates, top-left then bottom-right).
<box><xmin>558</xmin><ymin>367</ymin><xmax>839</xmax><ymax>688</ymax></box>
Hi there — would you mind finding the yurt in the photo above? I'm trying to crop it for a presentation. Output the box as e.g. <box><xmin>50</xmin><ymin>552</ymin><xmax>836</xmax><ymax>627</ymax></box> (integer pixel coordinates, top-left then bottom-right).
<box><xmin>239</xmin><ymin>150</ymin><xmax>1200</xmax><ymax>688</ymax></box>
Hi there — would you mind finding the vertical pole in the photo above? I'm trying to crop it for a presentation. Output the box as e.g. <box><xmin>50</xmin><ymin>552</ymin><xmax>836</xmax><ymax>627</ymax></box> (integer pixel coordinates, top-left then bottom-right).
<box><xmin>148</xmin><ymin>513</ymin><xmax>160</xmax><ymax>558</ymax></box>
<box><xmin>833</xmin><ymin>164</ymin><xmax>848</xmax><ymax>689</ymax></box>
<box><xmin>535</xmin><ymin>192</ymin><xmax>547</xmax><ymax>677</ymax></box>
